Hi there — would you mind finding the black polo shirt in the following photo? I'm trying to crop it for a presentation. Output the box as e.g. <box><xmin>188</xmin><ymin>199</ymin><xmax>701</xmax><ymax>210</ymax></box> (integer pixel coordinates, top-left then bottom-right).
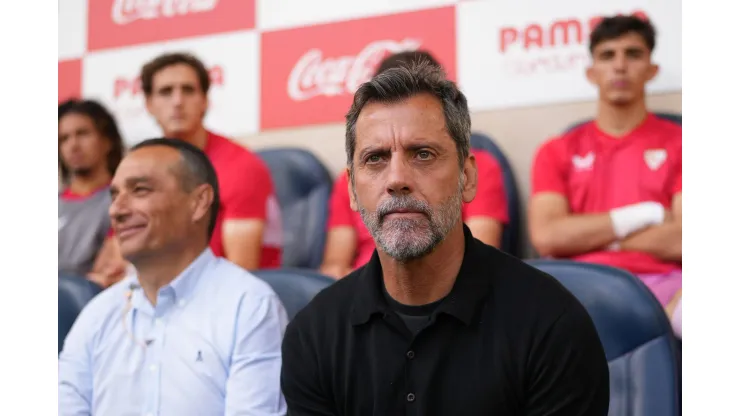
<box><xmin>281</xmin><ymin>226</ymin><xmax>609</xmax><ymax>415</ymax></box>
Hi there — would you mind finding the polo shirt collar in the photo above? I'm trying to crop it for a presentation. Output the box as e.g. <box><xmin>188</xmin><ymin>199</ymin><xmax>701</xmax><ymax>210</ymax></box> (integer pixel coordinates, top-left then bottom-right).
<box><xmin>350</xmin><ymin>224</ymin><xmax>492</xmax><ymax>326</ymax></box>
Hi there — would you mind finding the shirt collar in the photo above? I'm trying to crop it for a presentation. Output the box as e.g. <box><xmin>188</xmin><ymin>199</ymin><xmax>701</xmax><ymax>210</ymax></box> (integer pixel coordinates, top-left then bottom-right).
<box><xmin>130</xmin><ymin>248</ymin><xmax>216</xmax><ymax>310</ymax></box>
<box><xmin>350</xmin><ymin>225</ymin><xmax>493</xmax><ymax>326</ymax></box>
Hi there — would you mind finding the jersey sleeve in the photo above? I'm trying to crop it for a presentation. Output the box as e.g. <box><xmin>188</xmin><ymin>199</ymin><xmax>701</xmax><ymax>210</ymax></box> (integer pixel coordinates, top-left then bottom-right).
<box><xmin>464</xmin><ymin>151</ymin><xmax>509</xmax><ymax>224</ymax></box>
<box><xmin>327</xmin><ymin>171</ymin><xmax>355</xmax><ymax>229</ymax></box>
<box><xmin>222</xmin><ymin>158</ymin><xmax>274</xmax><ymax>221</ymax></box>
<box><xmin>531</xmin><ymin>137</ymin><xmax>568</xmax><ymax>196</ymax></box>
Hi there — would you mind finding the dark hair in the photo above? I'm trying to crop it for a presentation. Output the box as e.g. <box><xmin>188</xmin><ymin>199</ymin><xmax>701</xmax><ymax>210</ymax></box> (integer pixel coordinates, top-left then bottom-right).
<box><xmin>589</xmin><ymin>15</ymin><xmax>656</xmax><ymax>54</ymax></box>
<box><xmin>130</xmin><ymin>138</ymin><xmax>221</xmax><ymax>239</ymax></box>
<box><xmin>345</xmin><ymin>60</ymin><xmax>471</xmax><ymax>175</ymax></box>
<box><xmin>140</xmin><ymin>52</ymin><xmax>211</xmax><ymax>97</ymax></box>
<box><xmin>374</xmin><ymin>50</ymin><xmax>442</xmax><ymax>77</ymax></box>
<box><xmin>58</xmin><ymin>99</ymin><xmax>125</xmax><ymax>183</ymax></box>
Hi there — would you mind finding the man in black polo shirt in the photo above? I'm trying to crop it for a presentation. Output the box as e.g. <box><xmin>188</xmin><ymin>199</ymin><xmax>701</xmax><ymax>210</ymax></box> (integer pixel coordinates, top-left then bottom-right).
<box><xmin>281</xmin><ymin>61</ymin><xmax>610</xmax><ymax>415</ymax></box>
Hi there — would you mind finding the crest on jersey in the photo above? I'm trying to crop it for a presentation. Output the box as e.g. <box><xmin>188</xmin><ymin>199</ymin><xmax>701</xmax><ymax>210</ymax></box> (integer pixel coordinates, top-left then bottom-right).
<box><xmin>572</xmin><ymin>152</ymin><xmax>595</xmax><ymax>171</ymax></box>
<box><xmin>644</xmin><ymin>149</ymin><xmax>667</xmax><ymax>171</ymax></box>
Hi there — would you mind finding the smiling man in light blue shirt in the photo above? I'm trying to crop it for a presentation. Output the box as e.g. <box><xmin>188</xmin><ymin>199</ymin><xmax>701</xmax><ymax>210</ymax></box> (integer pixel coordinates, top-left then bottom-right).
<box><xmin>59</xmin><ymin>138</ymin><xmax>289</xmax><ymax>416</ymax></box>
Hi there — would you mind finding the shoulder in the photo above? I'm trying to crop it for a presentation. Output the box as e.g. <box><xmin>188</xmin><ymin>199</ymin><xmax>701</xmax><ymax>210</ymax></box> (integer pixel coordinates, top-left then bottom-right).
<box><xmin>206</xmin><ymin>257</ymin><xmax>281</xmax><ymax>301</ymax></box>
<box><xmin>650</xmin><ymin>116</ymin><xmax>682</xmax><ymax>148</ymax></box>
<box><xmin>471</xmin><ymin>149</ymin><xmax>501</xmax><ymax>172</ymax></box>
<box><xmin>285</xmin><ymin>270</ymin><xmax>361</xmax><ymax>339</ymax></box>
<box><xmin>477</xmin><ymin>242</ymin><xmax>584</xmax><ymax>325</ymax></box>
<box><xmin>206</xmin><ymin>132</ymin><xmax>271</xmax><ymax>178</ymax></box>
<box><xmin>70</xmin><ymin>278</ymin><xmax>131</xmax><ymax>335</ymax></box>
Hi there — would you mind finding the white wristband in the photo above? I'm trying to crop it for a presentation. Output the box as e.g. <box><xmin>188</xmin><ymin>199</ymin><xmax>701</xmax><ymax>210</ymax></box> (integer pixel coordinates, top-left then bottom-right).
<box><xmin>609</xmin><ymin>202</ymin><xmax>665</xmax><ymax>239</ymax></box>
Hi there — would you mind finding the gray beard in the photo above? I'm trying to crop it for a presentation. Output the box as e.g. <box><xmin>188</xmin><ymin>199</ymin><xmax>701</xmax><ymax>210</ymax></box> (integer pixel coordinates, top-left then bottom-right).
<box><xmin>355</xmin><ymin>178</ymin><xmax>464</xmax><ymax>263</ymax></box>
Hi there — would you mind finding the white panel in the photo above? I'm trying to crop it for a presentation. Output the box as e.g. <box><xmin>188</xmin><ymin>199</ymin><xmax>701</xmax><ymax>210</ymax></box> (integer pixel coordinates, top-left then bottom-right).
<box><xmin>457</xmin><ymin>0</ymin><xmax>682</xmax><ymax>111</ymax></box>
<box><xmin>58</xmin><ymin>0</ymin><xmax>88</xmax><ymax>60</ymax></box>
<box><xmin>82</xmin><ymin>31</ymin><xmax>261</xmax><ymax>146</ymax></box>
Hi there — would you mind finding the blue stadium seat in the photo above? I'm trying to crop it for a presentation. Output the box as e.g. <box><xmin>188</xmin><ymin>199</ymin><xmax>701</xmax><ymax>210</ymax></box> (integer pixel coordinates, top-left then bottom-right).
<box><xmin>565</xmin><ymin>112</ymin><xmax>682</xmax><ymax>132</ymax></box>
<box><xmin>470</xmin><ymin>133</ymin><xmax>522</xmax><ymax>258</ymax></box>
<box><xmin>527</xmin><ymin>259</ymin><xmax>681</xmax><ymax>416</ymax></box>
<box><xmin>257</xmin><ymin>148</ymin><xmax>333</xmax><ymax>269</ymax></box>
<box><xmin>59</xmin><ymin>273</ymin><xmax>102</xmax><ymax>354</ymax></box>
<box><xmin>252</xmin><ymin>268</ymin><xmax>335</xmax><ymax>320</ymax></box>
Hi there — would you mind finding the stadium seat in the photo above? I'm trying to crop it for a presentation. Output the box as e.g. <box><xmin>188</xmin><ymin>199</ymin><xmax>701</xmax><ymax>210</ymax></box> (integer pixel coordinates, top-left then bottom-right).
<box><xmin>470</xmin><ymin>133</ymin><xmax>523</xmax><ymax>258</ymax></box>
<box><xmin>252</xmin><ymin>268</ymin><xmax>335</xmax><ymax>320</ymax></box>
<box><xmin>257</xmin><ymin>148</ymin><xmax>333</xmax><ymax>269</ymax></box>
<box><xmin>565</xmin><ymin>111</ymin><xmax>682</xmax><ymax>132</ymax></box>
<box><xmin>527</xmin><ymin>259</ymin><xmax>681</xmax><ymax>416</ymax></box>
<box><xmin>59</xmin><ymin>273</ymin><xmax>102</xmax><ymax>354</ymax></box>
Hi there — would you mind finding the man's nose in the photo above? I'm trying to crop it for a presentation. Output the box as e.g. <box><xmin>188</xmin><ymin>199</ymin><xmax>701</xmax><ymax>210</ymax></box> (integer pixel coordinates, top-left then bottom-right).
<box><xmin>109</xmin><ymin>193</ymin><xmax>131</xmax><ymax>223</ymax></box>
<box><xmin>385</xmin><ymin>155</ymin><xmax>413</xmax><ymax>196</ymax></box>
<box><xmin>613</xmin><ymin>54</ymin><xmax>628</xmax><ymax>72</ymax></box>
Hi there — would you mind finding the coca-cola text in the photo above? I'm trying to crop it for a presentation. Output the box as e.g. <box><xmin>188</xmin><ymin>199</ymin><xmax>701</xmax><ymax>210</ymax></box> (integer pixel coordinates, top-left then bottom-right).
<box><xmin>112</xmin><ymin>0</ymin><xmax>219</xmax><ymax>25</ymax></box>
<box><xmin>287</xmin><ymin>39</ymin><xmax>422</xmax><ymax>101</ymax></box>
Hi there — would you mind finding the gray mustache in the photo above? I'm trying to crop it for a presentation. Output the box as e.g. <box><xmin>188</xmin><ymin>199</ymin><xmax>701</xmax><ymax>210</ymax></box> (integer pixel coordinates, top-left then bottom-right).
<box><xmin>377</xmin><ymin>196</ymin><xmax>432</xmax><ymax>219</ymax></box>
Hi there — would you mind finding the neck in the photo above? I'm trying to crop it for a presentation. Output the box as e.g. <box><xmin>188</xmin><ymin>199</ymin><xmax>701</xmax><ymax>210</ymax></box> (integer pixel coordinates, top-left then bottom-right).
<box><xmin>132</xmin><ymin>243</ymin><xmax>207</xmax><ymax>305</ymax></box>
<box><xmin>595</xmin><ymin>98</ymin><xmax>649</xmax><ymax>137</ymax></box>
<box><xmin>379</xmin><ymin>222</ymin><xmax>466</xmax><ymax>306</ymax></box>
<box><xmin>166</xmin><ymin>126</ymin><xmax>209</xmax><ymax>149</ymax></box>
<box><xmin>68</xmin><ymin>170</ymin><xmax>110</xmax><ymax>195</ymax></box>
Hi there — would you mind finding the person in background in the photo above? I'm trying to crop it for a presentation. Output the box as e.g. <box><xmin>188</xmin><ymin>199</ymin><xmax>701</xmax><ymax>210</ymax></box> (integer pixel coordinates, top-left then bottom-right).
<box><xmin>58</xmin><ymin>99</ymin><xmax>127</xmax><ymax>287</ymax></box>
<box><xmin>282</xmin><ymin>61</ymin><xmax>609</xmax><ymax>415</ymax></box>
<box><xmin>528</xmin><ymin>15</ymin><xmax>682</xmax><ymax>332</ymax></box>
<box><xmin>320</xmin><ymin>50</ymin><xmax>509</xmax><ymax>279</ymax></box>
<box><xmin>59</xmin><ymin>138</ymin><xmax>288</xmax><ymax>416</ymax></box>
<box><xmin>141</xmin><ymin>52</ymin><xmax>282</xmax><ymax>270</ymax></box>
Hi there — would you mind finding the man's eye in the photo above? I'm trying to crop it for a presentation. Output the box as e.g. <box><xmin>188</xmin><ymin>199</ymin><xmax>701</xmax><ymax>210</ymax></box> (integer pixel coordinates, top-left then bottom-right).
<box><xmin>417</xmin><ymin>151</ymin><xmax>432</xmax><ymax>159</ymax></box>
<box><xmin>367</xmin><ymin>155</ymin><xmax>381</xmax><ymax>163</ymax></box>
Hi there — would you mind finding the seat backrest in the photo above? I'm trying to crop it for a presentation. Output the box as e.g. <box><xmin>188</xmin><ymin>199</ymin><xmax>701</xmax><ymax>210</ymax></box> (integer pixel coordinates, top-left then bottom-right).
<box><xmin>565</xmin><ymin>112</ymin><xmax>682</xmax><ymax>132</ymax></box>
<box><xmin>257</xmin><ymin>148</ymin><xmax>333</xmax><ymax>269</ymax></box>
<box><xmin>252</xmin><ymin>268</ymin><xmax>335</xmax><ymax>320</ymax></box>
<box><xmin>526</xmin><ymin>260</ymin><xmax>680</xmax><ymax>416</ymax></box>
<box><xmin>58</xmin><ymin>273</ymin><xmax>102</xmax><ymax>353</ymax></box>
<box><xmin>469</xmin><ymin>133</ymin><xmax>523</xmax><ymax>258</ymax></box>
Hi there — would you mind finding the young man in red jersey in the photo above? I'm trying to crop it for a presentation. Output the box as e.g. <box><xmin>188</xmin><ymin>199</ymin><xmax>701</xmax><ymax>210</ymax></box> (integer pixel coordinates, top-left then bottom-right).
<box><xmin>141</xmin><ymin>53</ymin><xmax>282</xmax><ymax>270</ymax></box>
<box><xmin>320</xmin><ymin>50</ymin><xmax>509</xmax><ymax>279</ymax></box>
<box><xmin>529</xmin><ymin>16</ymin><xmax>681</xmax><ymax>333</ymax></box>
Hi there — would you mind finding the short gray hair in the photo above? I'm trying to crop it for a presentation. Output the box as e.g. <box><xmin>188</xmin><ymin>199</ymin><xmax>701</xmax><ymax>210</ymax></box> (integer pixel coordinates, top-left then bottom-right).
<box><xmin>344</xmin><ymin>60</ymin><xmax>471</xmax><ymax>172</ymax></box>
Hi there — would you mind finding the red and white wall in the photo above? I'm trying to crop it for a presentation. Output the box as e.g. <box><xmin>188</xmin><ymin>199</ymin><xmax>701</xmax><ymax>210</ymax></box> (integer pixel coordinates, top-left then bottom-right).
<box><xmin>58</xmin><ymin>0</ymin><xmax>681</xmax><ymax>147</ymax></box>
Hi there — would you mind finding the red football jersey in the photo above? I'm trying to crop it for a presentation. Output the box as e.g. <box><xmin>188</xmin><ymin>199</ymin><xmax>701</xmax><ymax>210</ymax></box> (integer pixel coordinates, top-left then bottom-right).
<box><xmin>531</xmin><ymin>114</ymin><xmax>682</xmax><ymax>274</ymax></box>
<box><xmin>328</xmin><ymin>149</ymin><xmax>509</xmax><ymax>269</ymax></box>
<box><xmin>203</xmin><ymin>131</ymin><xmax>282</xmax><ymax>268</ymax></box>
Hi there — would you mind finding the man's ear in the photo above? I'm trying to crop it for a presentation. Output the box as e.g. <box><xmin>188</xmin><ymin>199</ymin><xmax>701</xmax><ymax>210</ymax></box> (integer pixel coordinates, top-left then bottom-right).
<box><xmin>462</xmin><ymin>153</ymin><xmax>477</xmax><ymax>204</ymax></box>
<box><xmin>191</xmin><ymin>183</ymin><xmax>214</xmax><ymax>224</ymax></box>
<box><xmin>347</xmin><ymin>168</ymin><xmax>359</xmax><ymax>212</ymax></box>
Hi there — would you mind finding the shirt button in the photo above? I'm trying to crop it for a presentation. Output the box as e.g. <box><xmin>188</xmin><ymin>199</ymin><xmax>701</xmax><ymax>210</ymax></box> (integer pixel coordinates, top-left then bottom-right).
<box><xmin>406</xmin><ymin>393</ymin><xmax>416</xmax><ymax>402</ymax></box>
<box><xmin>144</xmin><ymin>413</ymin><xmax>154</xmax><ymax>416</ymax></box>
<box><xmin>178</xmin><ymin>299</ymin><xmax>186</xmax><ymax>307</ymax></box>
<box><xmin>406</xmin><ymin>350</ymin><xmax>415</xmax><ymax>359</ymax></box>
<box><xmin>154</xmin><ymin>319</ymin><xmax>162</xmax><ymax>326</ymax></box>
<box><xmin>149</xmin><ymin>364</ymin><xmax>157</xmax><ymax>372</ymax></box>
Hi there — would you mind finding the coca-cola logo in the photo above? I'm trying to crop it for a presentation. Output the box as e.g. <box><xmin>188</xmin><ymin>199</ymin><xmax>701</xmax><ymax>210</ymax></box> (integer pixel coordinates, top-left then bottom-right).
<box><xmin>286</xmin><ymin>39</ymin><xmax>422</xmax><ymax>102</ymax></box>
<box><xmin>111</xmin><ymin>0</ymin><xmax>219</xmax><ymax>25</ymax></box>
<box><xmin>113</xmin><ymin>65</ymin><xmax>225</xmax><ymax>98</ymax></box>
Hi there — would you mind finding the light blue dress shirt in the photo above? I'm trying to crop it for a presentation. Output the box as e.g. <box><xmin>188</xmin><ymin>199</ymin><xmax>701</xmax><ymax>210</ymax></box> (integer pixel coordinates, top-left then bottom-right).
<box><xmin>59</xmin><ymin>249</ymin><xmax>289</xmax><ymax>416</ymax></box>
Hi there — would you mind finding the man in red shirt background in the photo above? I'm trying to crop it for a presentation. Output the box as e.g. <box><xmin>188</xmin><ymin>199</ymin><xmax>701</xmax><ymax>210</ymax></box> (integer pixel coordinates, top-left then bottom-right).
<box><xmin>320</xmin><ymin>50</ymin><xmax>509</xmax><ymax>279</ymax></box>
<box><xmin>141</xmin><ymin>53</ymin><xmax>283</xmax><ymax>270</ymax></box>
<box><xmin>528</xmin><ymin>16</ymin><xmax>681</xmax><ymax>333</ymax></box>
